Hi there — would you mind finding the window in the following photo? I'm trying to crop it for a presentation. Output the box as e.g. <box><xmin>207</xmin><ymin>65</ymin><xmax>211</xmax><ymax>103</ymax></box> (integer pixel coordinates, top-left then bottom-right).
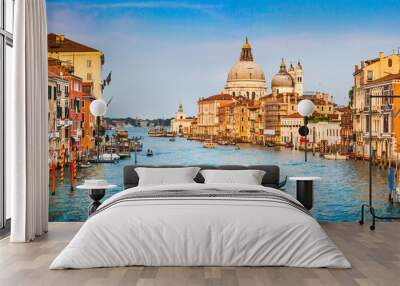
<box><xmin>388</xmin><ymin>59</ymin><xmax>392</xmax><ymax>67</ymax></box>
<box><xmin>367</xmin><ymin>71</ymin><xmax>373</xmax><ymax>81</ymax></box>
<box><xmin>87</xmin><ymin>60</ymin><xmax>92</xmax><ymax>68</ymax></box>
<box><xmin>53</xmin><ymin>86</ymin><xmax>57</xmax><ymax>100</ymax></box>
<box><xmin>1</xmin><ymin>0</ymin><xmax>14</xmax><ymax>229</ymax></box>
<box><xmin>87</xmin><ymin>73</ymin><xmax>92</xmax><ymax>81</ymax></box>
<box><xmin>48</xmin><ymin>86</ymin><xmax>52</xmax><ymax>100</ymax></box>
<box><xmin>383</xmin><ymin>115</ymin><xmax>389</xmax><ymax>133</ymax></box>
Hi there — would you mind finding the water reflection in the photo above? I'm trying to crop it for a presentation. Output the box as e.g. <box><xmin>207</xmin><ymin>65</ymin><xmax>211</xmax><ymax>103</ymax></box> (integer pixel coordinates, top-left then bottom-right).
<box><xmin>49</xmin><ymin>127</ymin><xmax>400</xmax><ymax>222</ymax></box>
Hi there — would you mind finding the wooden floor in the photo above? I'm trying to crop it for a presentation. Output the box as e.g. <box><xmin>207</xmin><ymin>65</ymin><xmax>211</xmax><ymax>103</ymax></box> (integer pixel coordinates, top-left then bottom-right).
<box><xmin>0</xmin><ymin>222</ymin><xmax>399</xmax><ymax>286</ymax></box>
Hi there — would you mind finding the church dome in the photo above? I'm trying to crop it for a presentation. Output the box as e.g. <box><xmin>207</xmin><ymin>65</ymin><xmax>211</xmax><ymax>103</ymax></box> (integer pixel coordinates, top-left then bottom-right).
<box><xmin>271</xmin><ymin>73</ymin><xmax>293</xmax><ymax>87</ymax></box>
<box><xmin>227</xmin><ymin>38</ymin><xmax>265</xmax><ymax>82</ymax></box>
<box><xmin>227</xmin><ymin>61</ymin><xmax>265</xmax><ymax>82</ymax></box>
<box><xmin>271</xmin><ymin>59</ymin><xmax>294</xmax><ymax>88</ymax></box>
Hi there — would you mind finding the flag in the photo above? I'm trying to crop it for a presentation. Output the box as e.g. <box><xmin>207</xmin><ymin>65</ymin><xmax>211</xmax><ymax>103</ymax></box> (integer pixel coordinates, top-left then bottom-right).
<box><xmin>107</xmin><ymin>97</ymin><xmax>113</xmax><ymax>107</ymax></box>
<box><xmin>105</xmin><ymin>71</ymin><xmax>112</xmax><ymax>85</ymax></box>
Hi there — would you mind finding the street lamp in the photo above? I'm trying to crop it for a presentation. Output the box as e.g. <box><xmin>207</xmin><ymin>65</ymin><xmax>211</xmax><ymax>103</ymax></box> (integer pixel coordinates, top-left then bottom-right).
<box><xmin>298</xmin><ymin>99</ymin><xmax>315</xmax><ymax>162</ymax></box>
<box><xmin>90</xmin><ymin>99</ymin><xmax>107</xmax><ymax>162</ymax></box>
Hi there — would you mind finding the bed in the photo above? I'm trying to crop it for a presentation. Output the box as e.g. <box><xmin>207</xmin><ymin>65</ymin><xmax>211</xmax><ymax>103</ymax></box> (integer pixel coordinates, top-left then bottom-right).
<box><xmin>50</xmin><ymin>165</ymin><xmax>350</xmax><ymax>269</ymax></box>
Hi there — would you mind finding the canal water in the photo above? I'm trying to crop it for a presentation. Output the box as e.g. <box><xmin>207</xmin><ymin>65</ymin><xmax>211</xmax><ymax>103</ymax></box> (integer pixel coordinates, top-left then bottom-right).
<box><xmin>49</xmin><ymin>127</ymin><xmax>400</xmax><ymax>222</ymax></box>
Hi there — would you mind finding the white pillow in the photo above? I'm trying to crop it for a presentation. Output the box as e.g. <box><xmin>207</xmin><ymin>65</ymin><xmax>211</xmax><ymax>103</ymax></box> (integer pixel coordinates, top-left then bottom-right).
<box><xmin>200</xmin><ymin>169</ymin><xmax>266</xmax><ymax>185</ymax></box>
<box><xmin>135</xmin><ymin>167</ymin><xmax>200</xmax><ymax>186</ymax></box>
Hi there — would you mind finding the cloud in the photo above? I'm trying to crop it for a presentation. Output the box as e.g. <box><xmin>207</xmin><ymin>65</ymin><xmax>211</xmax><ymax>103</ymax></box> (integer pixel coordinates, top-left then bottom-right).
<box><xmin>48</xmin><ymin>1</ymin><xmax>223</xmax><ymax>13</ymax></box>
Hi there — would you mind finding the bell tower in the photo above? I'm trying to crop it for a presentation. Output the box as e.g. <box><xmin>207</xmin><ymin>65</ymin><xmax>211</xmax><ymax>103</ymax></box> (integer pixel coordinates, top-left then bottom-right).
<box><xmin>294</xmin><ymin>61</ymin><xmax>304</xmax><ymax>97</ymax></box>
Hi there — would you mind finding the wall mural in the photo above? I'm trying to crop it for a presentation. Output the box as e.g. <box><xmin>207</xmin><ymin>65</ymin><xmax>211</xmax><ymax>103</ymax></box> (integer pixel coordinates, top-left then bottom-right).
<box><xmin>47</xmin><ymin>0</ymin><xmax>400</xmax><ymax>222</ymax></box>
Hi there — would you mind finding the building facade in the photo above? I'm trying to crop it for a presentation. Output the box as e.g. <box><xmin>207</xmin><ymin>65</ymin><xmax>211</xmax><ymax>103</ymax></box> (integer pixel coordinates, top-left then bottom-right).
<box><xmin>170</xmin><ymin>104</ymin><xmax>194</xmax><ymax>135</ymax></box>
<box><xmin>48</xmin><ymin>73</ymin><xmax>69</xmax><ymax>165</ymax></box>
<box><xmin>261</xmin><ymin>93</ymin><xmax>299</xmax><ymax>144</ymax></box>
<box><xmin>280</xmin><ymin>113</ymin><xmax>304</xmax><ymax>148</ymax></box>
<box><xmin>336</xmin><ymin>106</ymin><xmax>353</xmax><ymax>153</ymax></box>
<box><xmin>196</xmin><ymin>93</ymin><xmax>234</xmax><ymax>138</ymax></box>
<box><xmin>48</xmin><ymin>33</ymin><xmax>105</xmax><ymax>99</ymax></box>
<box><xmin>308</xmin><ymin>121</ymin><xmax>342</xmax><ymax>147</ymax></box>
<box><xmin>352</xmin><ymin>52</ymin><xmax>400</xmax><ymax>160</ymax></box>
<box><xmin>81</xmin><ymin>82</ymin><xmax>96</xmax><ymax>153</ymax></box>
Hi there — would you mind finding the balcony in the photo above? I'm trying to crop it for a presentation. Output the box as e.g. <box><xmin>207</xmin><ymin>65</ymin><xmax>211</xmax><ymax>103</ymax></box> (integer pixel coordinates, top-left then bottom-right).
<box><xmin>56</xmin><ymin>119</ymin><xmax>65</xmax><ymax>127</ymax></box>
<box><xmin>76</xmin><ymin>128</ymin><xmax>82</xmax><ymax>137</ymax></box>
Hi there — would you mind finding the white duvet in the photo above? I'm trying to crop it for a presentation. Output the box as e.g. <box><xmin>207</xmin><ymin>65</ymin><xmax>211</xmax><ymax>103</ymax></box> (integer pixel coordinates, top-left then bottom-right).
<box><xmin>50</xmin><ymin>183</ymin><xmax>351</xmax><ymax>269</ymax></box>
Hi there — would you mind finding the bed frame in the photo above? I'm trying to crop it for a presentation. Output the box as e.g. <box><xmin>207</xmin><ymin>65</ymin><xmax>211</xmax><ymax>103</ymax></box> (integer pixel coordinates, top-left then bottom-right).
<box><xmin>123</xmin><ymin>165</ymin><xmax>287</xmax><ymax>190</ymax></box>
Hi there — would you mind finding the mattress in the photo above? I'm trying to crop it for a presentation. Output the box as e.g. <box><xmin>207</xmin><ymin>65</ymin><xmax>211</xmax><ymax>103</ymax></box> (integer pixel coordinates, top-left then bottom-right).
<box><xmin>50</xmin><ymin>183</ymin><xmax>351</xmax><ymax>269</ymax></box>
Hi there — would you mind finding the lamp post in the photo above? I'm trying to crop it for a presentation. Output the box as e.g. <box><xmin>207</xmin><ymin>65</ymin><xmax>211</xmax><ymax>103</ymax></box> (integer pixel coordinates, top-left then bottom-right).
<box><xmin>298</xmin><ymin>99</ymin><xmax>315</xmax><ymax>162</ymax></box>
<box><xmin>90</xmin><ymin>99</ymin><xmax>107</xmax><ymax>163</ymax></box>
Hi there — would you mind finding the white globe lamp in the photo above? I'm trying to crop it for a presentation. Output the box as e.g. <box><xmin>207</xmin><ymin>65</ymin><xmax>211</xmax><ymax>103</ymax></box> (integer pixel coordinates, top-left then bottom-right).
<box><xmin>298</xmin><ymin>99</ymin><xmax>315</xmax><ymax>117</ymax></box>
<box><xmin>90</xmin><ymin>99</ymin><xmax>107</xmax><ymax>117</ymax></box>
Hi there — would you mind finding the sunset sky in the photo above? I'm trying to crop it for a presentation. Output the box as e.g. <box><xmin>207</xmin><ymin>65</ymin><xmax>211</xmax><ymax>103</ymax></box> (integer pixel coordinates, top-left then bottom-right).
<box><xmin>47</xmin><ymin>0</ymin><xmax>400</xmax><ymax>118</ymax></box>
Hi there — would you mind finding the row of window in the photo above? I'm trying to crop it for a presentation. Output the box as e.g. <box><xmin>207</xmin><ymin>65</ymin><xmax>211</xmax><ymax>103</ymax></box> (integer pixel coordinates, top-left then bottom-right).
<box><xmin>48</xmin><ymin>84</ymin><xmax>69</xmax><ymax>100</ymax></box>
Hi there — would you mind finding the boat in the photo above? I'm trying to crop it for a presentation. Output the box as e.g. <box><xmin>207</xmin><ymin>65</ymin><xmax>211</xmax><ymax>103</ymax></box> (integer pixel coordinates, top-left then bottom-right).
<box><xmin>146</xmin><ymin>149</ymin><xmax>154</xmax><ymax>157</ymax></box>
<box><xmin>130</xmin><ymin>140</ymin><xmax>143</xmax><ymax>152</ymax></box>
<box><xmin>166</xmin><ymin>131</ymin><xmax>177</xmax><ymax>138</ymax></box>
<box><xmin>203</xmin><ymin>140</ymin><xmax>215</xmax><ymax>149</ymax></box>
<box><xmin>114</xmin><ymin>129</ymin><xmax>129</xmax><ymax>138</ymax></box>
<box><xmin>285</xmin><ymin>142</ymin><xmax>294</xmax><ymax>148</ymax></box>
<box><xmin>324</xmin><ymin>152</ymin><xmax>348</xmax><ymax>160</ymax></box>
<box><xmin>78</xmin><ymin>161</ymin><xmax>92</xmax><ymax>168</ymax></box>
<box><xmin>266</xmin><ymin>142</ymin><xmax>276</xmax><ymax>148</ymax></box>
<box><xmin>235</xmin><ymin>145</ymin><xmax>241</xmax><ymax>150</ymax></box>
<box><xmin>148</xmin><ymin>128</ymin><xmax>167</xmax><ymax>137</ymax></box>
<box><xmin>88</xmin><ymin>159</ymin><xmax>118</xmax><ymax>164</ymax></box>
<box><xmin>169</xmin><ymin>138</ymin><xmax>176</xmax><ymax>142</ymax></box>
<box><xmin>100</xmin><ymin>153</ymin><xmax>120</xmax><ymax>160</ymax></box>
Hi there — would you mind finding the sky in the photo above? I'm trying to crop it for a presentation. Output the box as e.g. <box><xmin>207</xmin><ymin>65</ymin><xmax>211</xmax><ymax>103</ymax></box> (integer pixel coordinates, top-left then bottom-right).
<box><xmin>47</xmin><ymin>0</ymin><xmax>400</xmax><ymax>118</ymax></box>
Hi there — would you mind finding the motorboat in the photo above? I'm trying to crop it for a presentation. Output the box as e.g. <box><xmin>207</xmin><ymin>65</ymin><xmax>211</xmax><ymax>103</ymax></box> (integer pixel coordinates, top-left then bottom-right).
<box><xmin>78</xmin><ymin>161</ymin><xmax>92</xmax><ymax>168</ymax></box>
<box><xmin>146</xmin><ymin>149</ymin><xmax>154</xmax><ymax>157</ymax></box>
<box><xmin>100</xmin><ymin>153</ymin><xmax>120</xmax><ymax>160</ymax></box>
<box><xmin>324</xmin><ymin>152</ymin><xmax>348</xmax><ymax>160</ymax></box>
<box><xmin>202</xmin><ymin>141</ymin><xmax>215</xmax><ymax>149</ymax></box>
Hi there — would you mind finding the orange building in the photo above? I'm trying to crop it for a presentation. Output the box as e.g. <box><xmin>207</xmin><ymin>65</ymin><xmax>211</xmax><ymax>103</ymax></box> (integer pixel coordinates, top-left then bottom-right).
<box><xmin>81</xmin><ymin>82</ymin><xmax>96</xmax><ymax>154</ymax></box>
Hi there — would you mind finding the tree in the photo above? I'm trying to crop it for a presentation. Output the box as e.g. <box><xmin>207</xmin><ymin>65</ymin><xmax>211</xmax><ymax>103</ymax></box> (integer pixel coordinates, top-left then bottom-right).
<box><xmin>348</xmin><ymin>87</ymin><xmax>354</xmax><ymax>107</ymax></box>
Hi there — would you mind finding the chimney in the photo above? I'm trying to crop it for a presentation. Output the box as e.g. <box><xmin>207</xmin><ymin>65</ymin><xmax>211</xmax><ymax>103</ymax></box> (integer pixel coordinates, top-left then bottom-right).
<box><xmin>379</xmin><ymin>51</ymin><xmax>384</xmax><ymax>59</ymax></box>
<box><xmin>355</xmin><ymin>65</ymin><xmax>359</xmax><ymax>72</ymax></box>
<box><xmin>361</xmin><ymin>61</ymin><xmax>365</xmax><ymax>68</ymax></box>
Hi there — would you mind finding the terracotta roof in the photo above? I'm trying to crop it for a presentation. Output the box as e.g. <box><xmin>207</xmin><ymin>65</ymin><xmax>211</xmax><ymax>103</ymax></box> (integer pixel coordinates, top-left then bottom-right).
<box><xmin>48</xmin><ymin>33</ymin><xmax>101</xmax><ymax>53</ymax></box>
<box><xmin>199</xmin><ymin>93</ymin><xmax>233</xmax><ymax>102</ymax></box>
<box><xmin>248</xmin><ymin>101</ymin><xmax>261</xmax><ymax>109</ymax></box>
<box><xmin>368</xmin><ymin>72</ymin><xmax>400</xmax><ymax>84</ymax></box>
<box><xmin>335</xmin><ymin>106</ymin><xmax>351</xmax><ymax>112</ymax></box>
<box><xmin>219</xmin><ymin>101</ymin><xmax>234</xmax><ymax>108</ymax></box>
<box><xmin>48</xmin><ymin>71</ymin><xmax>62</xmax><ymax>80</ymax></box>
<box><xmin>283</xmin><ymin>113</ymin><xmax>303</xmax><ymax>119</ymax></box>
